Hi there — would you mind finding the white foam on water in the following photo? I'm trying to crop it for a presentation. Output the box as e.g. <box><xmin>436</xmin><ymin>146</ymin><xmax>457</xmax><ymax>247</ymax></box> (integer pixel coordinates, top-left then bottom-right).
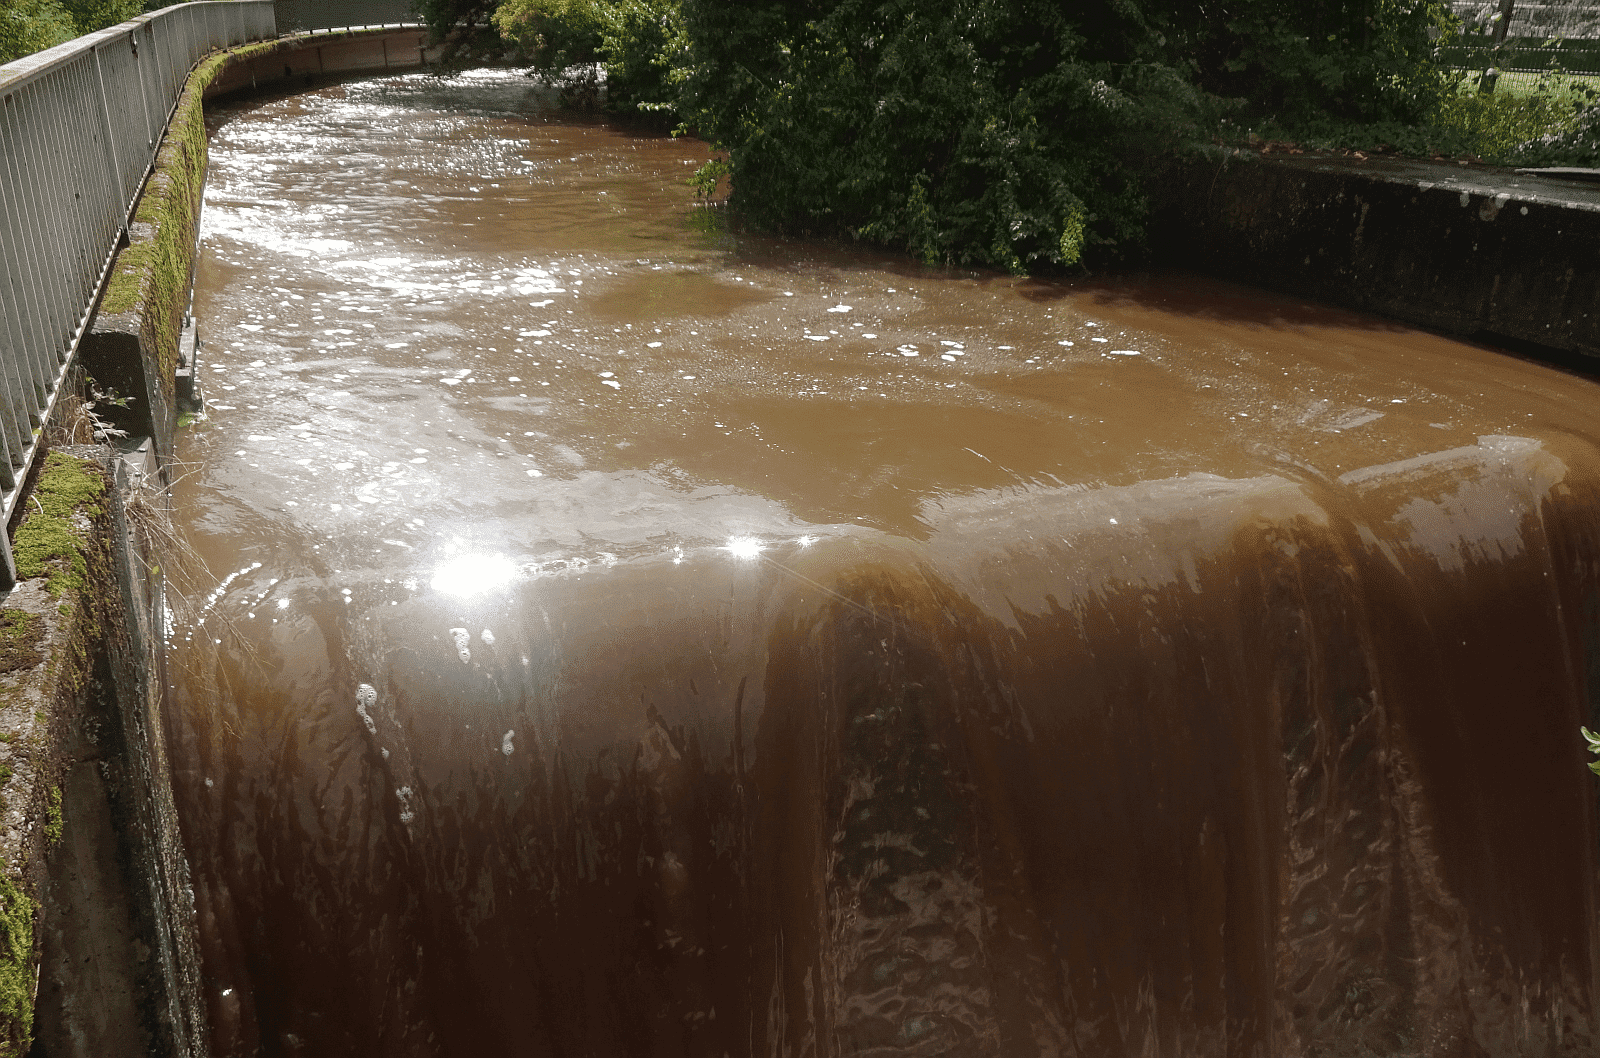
<box><xmin>355</xmin><ymin>683</ymin><xmax>378</xmax><ymax>735</ymax></box>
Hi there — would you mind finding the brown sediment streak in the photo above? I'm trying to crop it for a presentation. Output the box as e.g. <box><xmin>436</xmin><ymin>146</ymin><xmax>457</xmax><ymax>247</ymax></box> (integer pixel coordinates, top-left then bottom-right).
<box><xmin>172</xmin><ymin>71</ymin><xmax>1600</xmax><ymax>1056</ymax></box>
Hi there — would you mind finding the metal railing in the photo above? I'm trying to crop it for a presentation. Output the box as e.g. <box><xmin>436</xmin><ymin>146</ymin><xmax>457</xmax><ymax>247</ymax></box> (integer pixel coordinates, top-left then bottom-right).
<box><xmin>0</xmin><ymin>2</ymin><xmax>278</xmax><ymax>581</ymax></box>
<box><xmin>274</xmin><ymin>0</ymin><xmax>422</xmax><ymax>34</ymax></box>
<box><xmin>0</xmin><ymin>0</ymin><xmax>421</xmax><ymax>579</ymax></box>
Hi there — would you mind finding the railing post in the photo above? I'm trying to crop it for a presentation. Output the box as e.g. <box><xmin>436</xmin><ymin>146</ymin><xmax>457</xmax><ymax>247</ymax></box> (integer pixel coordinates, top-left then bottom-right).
<box><xmin>91</xmin><ymin>49</ymin><xmax>132</xmax><ymax>215</ymax></box>
<box><xmin>131</xmin><ymin>26</ymin><xmax>158</xmax><ymax>163</ymax></box>
<box><xmin>0</xmin><ymin>100</ymin><xmax>51</xmax><ymax>444</ymax></box>
<box><xmin>1480</xmin><ymin>0</ymin><xmax>1517</xmax><ymax>92</ymax></box>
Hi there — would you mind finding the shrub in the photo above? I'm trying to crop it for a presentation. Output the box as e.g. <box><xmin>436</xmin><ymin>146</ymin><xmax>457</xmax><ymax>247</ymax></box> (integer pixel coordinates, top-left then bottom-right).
<box><xmin>675</xmin><ymin>0</ymin><xmax>1217</xmax><ymax>271</ymax></box>
<box><xmin>0</xmin><ymin>0</ymin><xmax>75</xmax><ymax>63</ymax></box>
<box><xmin>1162</xmin><ymin>0</ymin><xmax>1457</xmax><ymax>126</ymax></box>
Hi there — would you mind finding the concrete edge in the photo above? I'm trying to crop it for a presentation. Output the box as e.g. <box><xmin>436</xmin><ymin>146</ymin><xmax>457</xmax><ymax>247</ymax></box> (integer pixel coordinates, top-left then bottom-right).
<box><xmin>1148</xmin><ymin>148</ymin><xmax>1600</xmax><ymax>360</ymax></box>
<box><xmin>0</xmin><ymin>444</ymin><xmax>194</xmax><ymax>1057</ymax></box>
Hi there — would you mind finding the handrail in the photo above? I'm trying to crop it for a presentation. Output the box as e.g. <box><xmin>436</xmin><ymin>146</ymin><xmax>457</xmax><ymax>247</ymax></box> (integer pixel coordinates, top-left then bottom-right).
<box><xmin>0</xmin><ymin>2</ymin><xmax>279</xmax><ymax>582</ymax></box>
<box><xmin>0</xmin><ymin>0</ymin><xmax>422</xmax><ymax>580</ymax></box>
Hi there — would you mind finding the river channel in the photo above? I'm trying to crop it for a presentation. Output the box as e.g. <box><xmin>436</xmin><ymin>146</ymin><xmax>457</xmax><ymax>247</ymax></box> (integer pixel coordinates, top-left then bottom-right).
<box><xmin>175</xmin><ymin>69</ymin><xmax>1600</xmax><ymax>1057</ymax></box>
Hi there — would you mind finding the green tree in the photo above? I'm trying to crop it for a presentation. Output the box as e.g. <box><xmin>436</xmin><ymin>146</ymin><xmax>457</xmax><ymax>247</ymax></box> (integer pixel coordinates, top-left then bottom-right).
<box><xmin>2</xmin><ymin>0</ymin><xmax>151</xmax><ymax>64</ymax></box>
<box><xmin>418</xmin><ymin>0</ymin><xmax>506</xmax><ymax>68</ymax></box>
<box><xmin>674</xmin><ymin>0</ymin><xmax>1209</xmax><ymax>271</ymax></box>
<box><xmin>60</xmin><ymin>0</ymin><xmax>143</xmax><ymax>35</ymax></box>
<box><xmin>492</xmin><ymin>0</ymin><xmax>683</xmax><ymax>114</ymax></box>
<box><xmin>1</xmin><ymin>0</ymin><xmax>76</xmax><ymax>64</ymax></box>
<box><xmin>1157</xmin><ymin>0</ymin><xmax>1455</xmax><ymax>126</ymax></box>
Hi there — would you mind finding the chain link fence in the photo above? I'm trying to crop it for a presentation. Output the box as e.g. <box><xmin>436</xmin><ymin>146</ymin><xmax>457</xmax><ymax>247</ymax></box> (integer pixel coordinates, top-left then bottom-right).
<box><xmin>1443</xmin><ymin>1</ymin><xmax>1600</xmax><ymax>88</ymax></box>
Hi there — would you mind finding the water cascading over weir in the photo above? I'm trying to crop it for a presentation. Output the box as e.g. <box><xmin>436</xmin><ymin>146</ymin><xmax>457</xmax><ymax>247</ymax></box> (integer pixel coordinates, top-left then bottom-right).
<box><xmin>7</xmin><ymin>6</ymin><xmax>1600</xmax><ymax>1057</ymax></box>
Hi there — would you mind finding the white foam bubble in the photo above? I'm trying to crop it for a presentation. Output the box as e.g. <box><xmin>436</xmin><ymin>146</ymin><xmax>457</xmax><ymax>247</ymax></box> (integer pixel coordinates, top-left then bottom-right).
<box><xmin>355</xmin><ymin>683</ymin><xmax>378</xmax><ymax>735</ymax></box>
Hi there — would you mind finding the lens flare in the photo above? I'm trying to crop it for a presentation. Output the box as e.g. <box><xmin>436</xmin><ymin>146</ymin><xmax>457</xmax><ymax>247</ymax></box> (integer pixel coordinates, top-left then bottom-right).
<box><xmin>723</xmin><ymin>536</ymin><xmax>765</xmax><ymax>560</ymax></box>
<box><xmin>430</xmin><ymin>553</ymin><xmax>517</xmax><ymax>597</ymax></box>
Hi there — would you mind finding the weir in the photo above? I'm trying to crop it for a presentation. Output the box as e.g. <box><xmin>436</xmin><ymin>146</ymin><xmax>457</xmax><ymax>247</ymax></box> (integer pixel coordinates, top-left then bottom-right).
<box><xmin>1</xmin><ymin>6</ymin><xmax>1600</xmax><ymax>1057</ymax></box>
<box><xmin>161</xmin><ymin>70</ymin><xmax>1600</xmax><ymax>1057</ymax></box>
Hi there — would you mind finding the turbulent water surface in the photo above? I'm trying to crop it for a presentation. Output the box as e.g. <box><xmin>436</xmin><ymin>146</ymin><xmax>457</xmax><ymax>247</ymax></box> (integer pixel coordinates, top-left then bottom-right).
<box><xmin>175</xmin><ymin>70</ymin><xmax>1600</xmax><ymax>1057</ymax></box>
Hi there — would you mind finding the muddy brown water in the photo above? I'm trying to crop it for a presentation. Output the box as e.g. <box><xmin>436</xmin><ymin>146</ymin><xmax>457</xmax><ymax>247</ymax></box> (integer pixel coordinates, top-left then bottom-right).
<box><xmin>175</xmin><ymin>70</ymin><xmax>1600</xmax><ymax>1057</ymax></box>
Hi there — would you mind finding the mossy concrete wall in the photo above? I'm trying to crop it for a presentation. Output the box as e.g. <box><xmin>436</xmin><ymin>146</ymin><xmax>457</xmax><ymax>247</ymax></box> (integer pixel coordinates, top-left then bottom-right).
<box><xmin>78</xmin><ymin>47</ymin><xmax>227</xmax><ymax>476</ymax></box>
<box><xmin>80</xmin><ymin>28</ymin><xmax>439</xmax><ymax>481</ymax></box>
<box><xmin>0</xmin><ymin>448</ymin><xmax>202</xmax><ymax>1057</ymax></box>
<box><xmin>1149</xmin><ymin>150</ymin><xmax>1600</xmax><ymax>360</ymax></box>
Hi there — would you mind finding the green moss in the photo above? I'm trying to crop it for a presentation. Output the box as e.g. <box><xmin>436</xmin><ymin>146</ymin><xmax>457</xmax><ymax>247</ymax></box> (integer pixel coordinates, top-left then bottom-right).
<box><xmin>99</xmin><ymin>60</ymin><xmax>216</xmax><ymax>383</ymax></box>
<box><xmin>12</xmin><ymin>453</ymin><xmax>107</xmax><ymax>598</ymax></box>
<box><xmin>0</xmin><ymin>867</ymin><xmax>32</xmax><ymax>1057</ymax></box>
<box><xmin>0</xmin><ymin>614</ymin><xmax>42</xmax><ymax>676</ymax></box>
<box><xmin>44</xmin><ymin>788</ymin><xmax>61</xmax><ymax>849</ymax></box>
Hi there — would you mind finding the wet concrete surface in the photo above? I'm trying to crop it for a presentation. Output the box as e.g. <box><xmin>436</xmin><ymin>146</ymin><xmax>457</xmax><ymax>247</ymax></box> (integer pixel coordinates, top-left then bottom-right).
<box><xmin>176</xmin><ymin>70</ymin><xmax>1600</xmax><ymax>1056</ymax></box>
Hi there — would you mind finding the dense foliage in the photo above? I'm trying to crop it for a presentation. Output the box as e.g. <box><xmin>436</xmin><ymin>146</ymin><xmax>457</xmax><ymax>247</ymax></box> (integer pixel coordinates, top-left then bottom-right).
<box><xmin>417</xmin><ymin>0</ymin><xmax>506</xmax><ymax>70</ymax></box>
<box><xmin>2</xmin><ymin>0</ymin><xmax>151</xmax><ymax>63</ymax></box>
<box><xmin>0</xmin><ymin>0</ymin><xmax>76</xmax><ymax>63</ymax></box>
<box><xmin>492</xmin><ymin>0</ymin><xmax>682</xmax><ymax>111</ymax></box>
<box><xmin>1160</xmin><ymin>0</ymin><xmax>1456</xmax><ymax>125</ymax></box>
<box><xmin>1512</xmin><ymin>101</ymin><xmax>1600</xmax><ymax>167</ymax></box>
<box><xmin>415</xmin><ymin>0</ymin><xmax>1593</xmax><ymax>270</ymax></box>
<box><xmin>676</xmin><ymin>0</ymin><xmax>1219</xmax><ymax>269</ymax></box>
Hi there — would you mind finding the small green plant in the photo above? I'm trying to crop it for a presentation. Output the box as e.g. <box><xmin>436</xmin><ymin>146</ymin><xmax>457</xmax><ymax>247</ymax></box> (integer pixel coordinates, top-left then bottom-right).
<box><xmin>1583</xmin><ymin>726</ymin><xmax>1600</xmax><ymax>775</ymax></box>
<box><xmin>44</xmin><ymin>787</ymin><xmax>62</xmax><ymax>848</ymax></box>
<box><xmin>0</xmin><ymin>864</ymin><xmax>32</xmax><ymax>1054</ymax></box>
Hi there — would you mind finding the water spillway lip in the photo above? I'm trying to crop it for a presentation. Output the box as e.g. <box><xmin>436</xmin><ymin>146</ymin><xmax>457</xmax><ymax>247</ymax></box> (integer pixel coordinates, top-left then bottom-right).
<box><xmin>1513</xmin><ymin>167</ymin><xmax>1600</xmax><ymax>183</ymax></box>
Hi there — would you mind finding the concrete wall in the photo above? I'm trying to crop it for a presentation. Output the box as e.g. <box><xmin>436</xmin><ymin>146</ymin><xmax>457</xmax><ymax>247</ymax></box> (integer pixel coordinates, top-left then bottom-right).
<box><xmin>0</xmin><ymin>446</ymin><xmax>202</xmax><ymax>1058</ymax></box>
<box><xmin>204</xmin><ymin>28</ymin><xmax>441</xmax><ymax>99</ymax></box>
<box><xmin>1150</xmin><ymin>149</ymin><xmax>1600</xmax><ymax>361</ymax></box>
<box><xmin>28</xmin><ymin>450</ymin><xmax>205</xmax><ymax>1058</ymax></box>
